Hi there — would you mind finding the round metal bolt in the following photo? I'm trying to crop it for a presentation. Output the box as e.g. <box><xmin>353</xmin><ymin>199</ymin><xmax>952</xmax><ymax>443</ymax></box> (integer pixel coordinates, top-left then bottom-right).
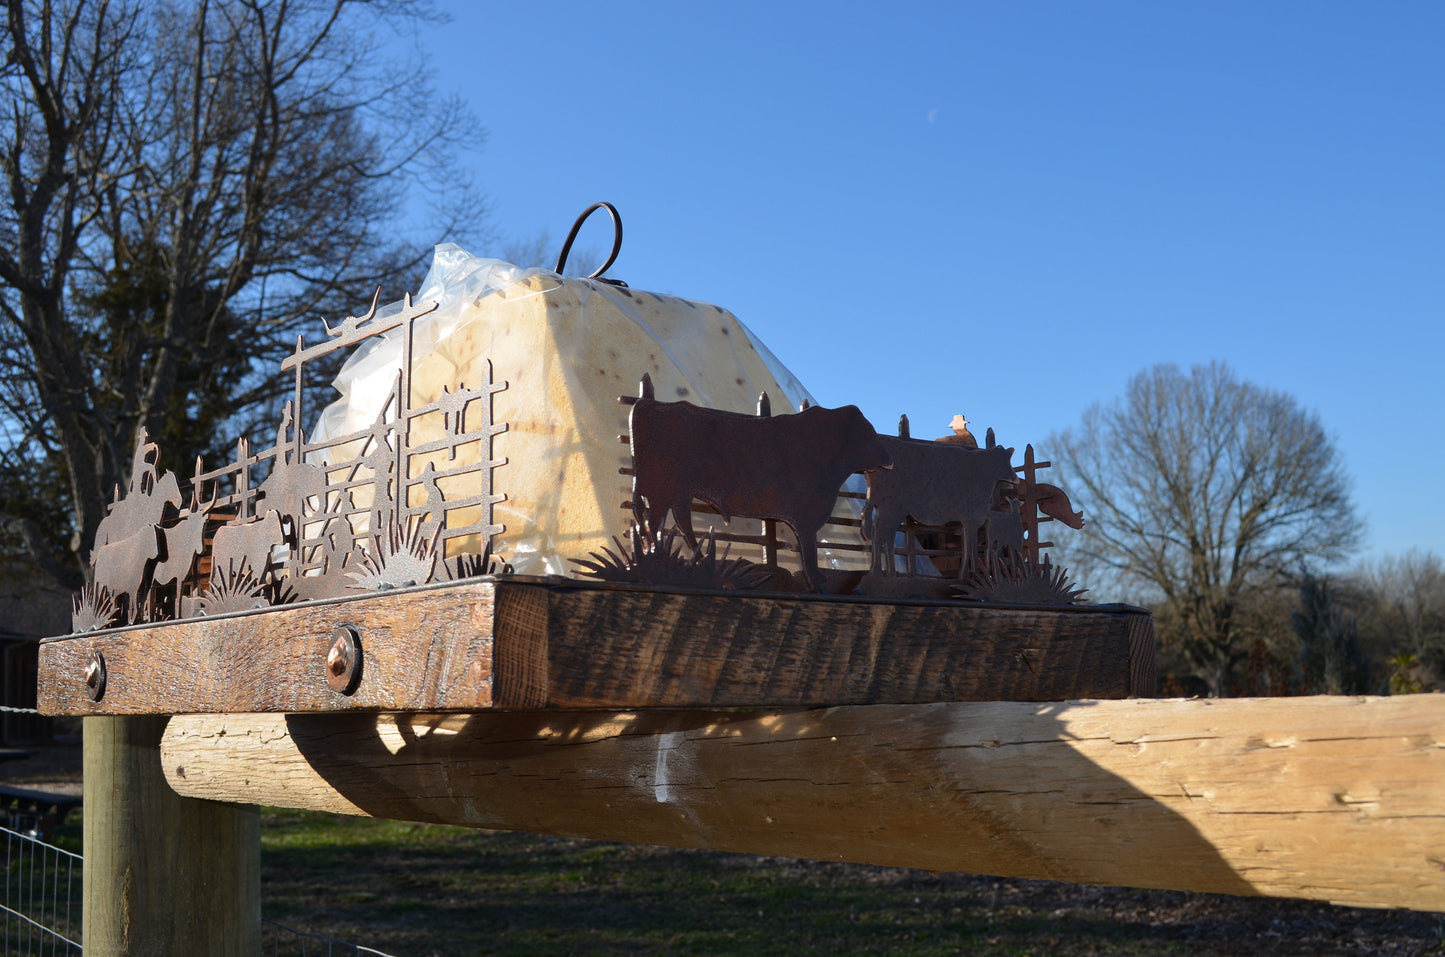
<box><xmin>326</xmin><ymin>625</ymin><xmax>363</xmax><ymax>695</ymax></box>
<box><xmin>84</xmin><ymin>651</ymin><xmax>107</xmax><ymax>703</ymax></box>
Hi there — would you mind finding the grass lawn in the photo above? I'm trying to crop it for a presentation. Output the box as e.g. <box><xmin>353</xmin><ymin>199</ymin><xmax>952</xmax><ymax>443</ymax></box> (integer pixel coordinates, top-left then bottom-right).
<box><xmin>258</xmin><ymin>809</ymin><xmax>1445</xmax><ymax>957</ymax></box>
<box><xmin>11</xmin><ymin>742</ymin><xmax>1445</xmax><ymax>956</ymax></box>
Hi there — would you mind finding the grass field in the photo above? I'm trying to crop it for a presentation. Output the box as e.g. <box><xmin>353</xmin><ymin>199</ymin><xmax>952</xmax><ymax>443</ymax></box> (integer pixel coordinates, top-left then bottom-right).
<box><xmin>10</xmin><ymin>741</ymin><xmax>1445</xmax><ymax>955</ymax></box>
<box><xmin>257</xmin><ymin>809</ymin><xmax>1445</xmax><ymax>957</ymax></box>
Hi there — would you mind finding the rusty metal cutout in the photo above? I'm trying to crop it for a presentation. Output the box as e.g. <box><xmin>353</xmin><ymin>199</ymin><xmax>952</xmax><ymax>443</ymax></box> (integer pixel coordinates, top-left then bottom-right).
<box><xmin>938</xmin><ymin>413</ymin><xmax>978</xmax><ymax>448</ymax></box>
<box><xmin>624</xmin><ymin>375</ymin><xmax>891</xmax><ymax>592</ymax></box>
<box><xmin>954</xmin><ymin>553</ymin><xmax>1089</xmax><ymax>606</ymax></box>
<box><xmin>862</xmin><ymin>436</ymin><xmax>1017</xmax><ymax>577</ymax></box>
<box><xmin>570</xmin><ymin>525</ymin><xmax>775</xmax><ymax>591</ymax></box>
<box><xmin>74</xmin><ymin>290</ymin><xmax>510</xmax><ymax>633</ymax></box>
<box><xmin>75</xmin><ymin>268</ymin><xmax>1089</xmax><ymax>626</ymax></box>
<box><xmin>606</xmin><ymin>386</ymin><xmax>1086</xmax><ymax>602</ymax></box>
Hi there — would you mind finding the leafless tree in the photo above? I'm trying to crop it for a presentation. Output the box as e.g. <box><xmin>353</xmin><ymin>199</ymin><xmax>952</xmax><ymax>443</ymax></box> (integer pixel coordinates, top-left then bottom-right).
<box><xmin>1292</xmin><ymin>573</ymin><xmax>1371</xmax><ymax>695</ymax></box>
<box><xmin>1354</xmin><ymin>549</ymin><xmax>1445</xmax><ymax>682</ymax></box>
<box><xmin>1047</xmin><ymin>361</ymin><xmax>1360</xmax><ymax>695</ymax></box>
<box><xmin>502</xmin><ymin>228</ymin><xmax>602</xmax><ymax>277</ymax></box>
<box><xmin>0</xmin><ymin>0</ymin><xmax>488</xmax><ymax>585</ymax></box>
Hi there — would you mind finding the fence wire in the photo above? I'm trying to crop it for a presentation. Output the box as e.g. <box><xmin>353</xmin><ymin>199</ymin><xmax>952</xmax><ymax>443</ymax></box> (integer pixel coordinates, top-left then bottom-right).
<box><xmin>263</xmin><ymin>918</ymin><xmax>399</xmax><ymax>957</ymax></box>
<box><xmin>1</xmin><ymin>824</ymin><xmax>396</xmax><ymax>956</ymax></box>
<box><xmin>0</xmin><ymin>825</ymin><xmax>80</xmax><ymax>956</ymax></box>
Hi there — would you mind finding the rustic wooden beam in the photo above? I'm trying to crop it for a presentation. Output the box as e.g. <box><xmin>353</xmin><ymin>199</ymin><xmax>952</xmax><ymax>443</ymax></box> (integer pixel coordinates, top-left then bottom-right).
<box><xmin>42</xmin><ymin>582</ymin><xmax>500</xmax><ymax>715</ymax></box>
<box><xmin>39</xmin><ymin>578</ymin><xmax>1153</xmax><ymax>714</ymax></box>
<box><xmin>160</xmin><ymin>696</ymin><xmax>1445</xmax><ymax>912</ymax></box>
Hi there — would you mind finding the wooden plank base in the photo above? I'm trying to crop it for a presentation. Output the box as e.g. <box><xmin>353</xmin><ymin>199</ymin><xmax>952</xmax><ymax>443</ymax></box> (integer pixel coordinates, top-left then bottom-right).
<box><xmin>161</xmin><ymin>695</ymin><xmax>1445</xmax><ymax>911</ymax></box>
<box><xmin>40</xmin><ymin>578</ymin><xmax>1153</xmax><ymax>714</ymax></box>
<box><xmin>41</xmin><ymin>582</ymin><xmax>499</xmax><ymax>714</ymax></box>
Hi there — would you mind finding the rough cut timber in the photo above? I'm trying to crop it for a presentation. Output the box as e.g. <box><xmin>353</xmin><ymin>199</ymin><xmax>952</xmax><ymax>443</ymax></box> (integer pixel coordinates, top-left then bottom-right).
<box><xmin>38</xmin><ymin>578</ymin><xmax>1153</xmax><ymax>715</ymax></box>
<box><xmin>85</xmin><ymin>716</ymin><xmax>259</xmax><ymax>956</ymax></box>
<box><xmin>160</xmin><ymin>695</ymin><xmax>1445</xmax><ymax>912</ymax></box>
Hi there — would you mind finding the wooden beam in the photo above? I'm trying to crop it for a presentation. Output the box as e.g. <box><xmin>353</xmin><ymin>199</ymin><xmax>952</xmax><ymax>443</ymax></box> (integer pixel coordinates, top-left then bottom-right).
<box><xmin>160</xmin><ymin>696</ymin><xmax>1445</xmax><ymax>912</ymax></box>
<box><xmin>86</xmin><ymin>716</ymin><xmax>259</xmax><ymax>956</ymax></box>
<box><xmin>40</xmin><ymin>578</ymin><xmax>1153</xmax><ymax>714</ymax></box>
<box><xmin>42</xmin><ymin>582</ymin><xmax>500</xmax><ymax>715</ymax></box>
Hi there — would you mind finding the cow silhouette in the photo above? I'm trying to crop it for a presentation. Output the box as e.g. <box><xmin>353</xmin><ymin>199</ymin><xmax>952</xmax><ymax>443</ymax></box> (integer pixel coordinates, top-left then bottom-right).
<box><xmin>861</xmin><ymin>437</ymin><xmax>1017</xmax><ymax>576</ymax></box>
<box><xmin>211</xmin><ymin>511</ymin><xmax>291</xmax><ymax>587</ymax></box>
<box><xmin>1033</xmin><ymin>481</ymin><xmax>1085</xmax><ymax>529</ymax></box>
<box><xmin>629</xmin><ymin>396</ymin><xmax>891</xmax><ymax>591</ymax></box>
<box><xmin>91</xmin><ymin>530</ymin><xmax>160</xmax><ymax>624</ymax></box>
<box><xmin>984</xmin><ymin>497</ymin><xmax>1026</xmax><ymax>560</ymax></box>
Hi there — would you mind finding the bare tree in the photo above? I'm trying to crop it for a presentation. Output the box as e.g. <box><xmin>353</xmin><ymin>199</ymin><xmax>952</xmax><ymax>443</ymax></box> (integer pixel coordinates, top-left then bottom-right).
<box><xmin>0</xmin><ymin>0</ymin><xmax>140</xmax><ymax>586</ymax></box>
<box><xmin>502</xmin><ymin>228</ymin><xmax>603</xmax><ymax>277</ymax></box>
<box><xmin>1355</xmin><ymin>549</ymin><xmax>1445</xmax><ymax>684</ymax></box>
<box><xmin>1292</xmin><ymin>574</ymin><xmax>1371</xmax><ymax>695</ymax></box>
<box><xmin>1047</xmin><ymin>361</ymin><xmax>1360</xmax><ymax>695</ymax></box>
<box><xmin>0</xmin><ymin>0</ymin><xmax>488</xmax><ymax>584</ymax></box>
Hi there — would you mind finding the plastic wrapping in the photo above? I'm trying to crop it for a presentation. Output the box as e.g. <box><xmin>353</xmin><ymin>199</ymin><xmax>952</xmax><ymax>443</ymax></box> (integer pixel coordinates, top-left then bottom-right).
<box><xmin>311</xmin><ymin>245</ymin><xmax>864</xmax><ymax>576</ymax></box>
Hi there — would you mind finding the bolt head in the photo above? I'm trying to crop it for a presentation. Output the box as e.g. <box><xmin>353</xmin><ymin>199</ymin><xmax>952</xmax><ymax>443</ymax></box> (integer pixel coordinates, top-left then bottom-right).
<box><xmin>326</xmin><ymin>625</ymin><xmax>362</xmax><ymax>695</ymax></box>
<box><xmin>83</xmin><ymin>651</ymin><xmax>106</xmax><ymax>702</ymax></box>
<box><xmin>326</xmin><ymin>643</ymin><xmax>349</xmax><ymax>676</ymax></box>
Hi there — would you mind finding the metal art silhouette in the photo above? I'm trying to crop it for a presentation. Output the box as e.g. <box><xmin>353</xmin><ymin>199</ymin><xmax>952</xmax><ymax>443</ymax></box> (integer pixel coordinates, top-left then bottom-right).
<box><xmin>606</xmin><ymin>392</ymin><xmax>1087</xmax><ymax>602</ymax></box>
<box><xmin>571</xmin><ymin>525</ymin><xmax>775</xmax><ymax>591</ymax></box>
<box><xmin>625</xmin><ymin>375</ymin><xmax>891</xmax><ymax>591</ymax></box>
<box><xmin>72</xmin><ymin>281</ymin><xmax>1089</xmax><ymax>628</ymax></box>
<box><xmin>73</xmin><ymin>291</ymin><xmax>509</xmax><ymax>632</ymax></box>
<box><xmin>861</xmin><ymin>436</ymin><xmax>1018</xmax><ymax>577</ymax></box>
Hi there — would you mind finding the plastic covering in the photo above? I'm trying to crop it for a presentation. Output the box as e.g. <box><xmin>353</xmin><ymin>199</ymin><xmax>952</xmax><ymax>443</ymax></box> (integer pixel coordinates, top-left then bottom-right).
<box><xmin>311</xmin><ymin>245</ymin><xmax>864</xmax><ymax>576</ymax></box>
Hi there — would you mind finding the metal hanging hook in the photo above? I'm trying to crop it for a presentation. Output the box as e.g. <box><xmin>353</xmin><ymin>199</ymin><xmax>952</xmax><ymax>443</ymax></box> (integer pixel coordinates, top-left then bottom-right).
<box><xmin>555</xmin><ymin>202</ymin><xmax>627</xmax><ymax>285</ymax></box>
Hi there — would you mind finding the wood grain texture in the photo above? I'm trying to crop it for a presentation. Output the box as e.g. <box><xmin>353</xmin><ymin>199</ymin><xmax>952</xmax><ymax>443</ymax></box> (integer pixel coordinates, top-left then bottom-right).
<box><xmin>493</xmin><ymin>582</ymin><xmax>549</xmax><ymax>708</ymax></box>
<box><xmin>161</xmin><ymin>696</ymin><xmax>1445</xmax><ymax>912</ymax></box>
<box><xmin>86</xmin><ymin>716</ymin><xmax>259</xmax><ymax>956</ymax></box>
<box><xmin>1127</xmin><ymin>613</ymin><xmax>1157</xmax><ymax>697</ymax></box>
<box><xmin>531</xmin><ymin>586</ymin><xmax>1142</xmax><ymax>707</ymax></box>
<box><xmin>40</xmin><ymin>582</ymin><xmax>498</xmax><ymax>714</ymax></box>
<box><xmin>40</xmin><ymin>577</ymin><xmax>1149</xmax><ymax>714</ymax></box>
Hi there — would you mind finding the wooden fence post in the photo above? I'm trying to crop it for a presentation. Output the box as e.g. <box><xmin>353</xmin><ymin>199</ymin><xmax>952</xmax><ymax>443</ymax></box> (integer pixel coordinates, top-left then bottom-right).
<box><xmin>83</xmin><ymin>715</ymin><xmax>260</xmax><ymax>956</ymax></box>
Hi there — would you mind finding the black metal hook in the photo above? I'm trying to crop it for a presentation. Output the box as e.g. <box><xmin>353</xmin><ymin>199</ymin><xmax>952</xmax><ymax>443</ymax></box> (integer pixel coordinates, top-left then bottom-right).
<box><xmin>555</xmin><ymin>202</ymin><xmax>627</xmax><ymax>286</ymax></box>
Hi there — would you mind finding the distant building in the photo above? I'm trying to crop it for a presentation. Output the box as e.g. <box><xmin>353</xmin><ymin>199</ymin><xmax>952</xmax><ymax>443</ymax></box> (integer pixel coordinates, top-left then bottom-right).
<box><xmin>0</xmin><ymin>560</ymin><xmax>73</xmax><ymax>744</ymax></box>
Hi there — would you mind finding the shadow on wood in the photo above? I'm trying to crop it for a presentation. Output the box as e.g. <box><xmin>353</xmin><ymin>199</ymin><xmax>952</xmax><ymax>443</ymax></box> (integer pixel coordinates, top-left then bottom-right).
<box><xmin>265</xmin><ymin>705</ymin><xmax>1255</xmax><ymax>901</ymax></box>
<box><xmin>161</xmin><ymin>696</ymin><xmax>1445</xmax><ymax>910</ymax></box>
<box><xmin>157</xmin><ymin>695</ymin><xmax>1445</xmax><ymax>913</ymax></box>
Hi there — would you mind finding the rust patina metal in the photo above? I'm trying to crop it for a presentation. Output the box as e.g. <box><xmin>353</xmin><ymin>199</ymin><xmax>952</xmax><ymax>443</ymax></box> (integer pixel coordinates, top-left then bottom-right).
<box><xmin>73</xmin><ymin>291</ymin><xmax>509</xmax><ymax>632</ymax></box>
<box><xmin>74</xmin><ymin>203</ymin><xmax>1091</xmax><ymax>634</ymax></box>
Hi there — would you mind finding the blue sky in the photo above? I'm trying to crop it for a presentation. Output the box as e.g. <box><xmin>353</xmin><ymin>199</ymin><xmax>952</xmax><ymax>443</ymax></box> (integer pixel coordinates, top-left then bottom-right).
<box><xmin>407</xmin><ymin>2</ymin><xmax>1443</xmax><ymax>564</ymax></box>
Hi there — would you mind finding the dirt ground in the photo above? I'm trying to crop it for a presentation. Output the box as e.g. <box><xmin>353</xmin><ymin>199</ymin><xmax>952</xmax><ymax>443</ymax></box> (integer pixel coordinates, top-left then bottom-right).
<box><xmin>0</xmin><ymin>735</ymin><xmax>82</xmax><ymax>795</ymax></box>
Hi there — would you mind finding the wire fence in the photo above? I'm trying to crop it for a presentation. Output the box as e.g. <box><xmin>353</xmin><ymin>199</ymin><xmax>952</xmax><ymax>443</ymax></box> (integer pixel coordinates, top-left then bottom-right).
<box><xmin>263</xmin><ymin>919</ymin><xmax>399</xmax><ymax>956</ymax></box>
<box><xmin>0</xmin><ymin>824</ymin><xmax>81</xmax><ymax>956</ymax></box>
<box><xmin>0</xmin><ymin>823</ymin><xmax>398</xmax><ymax>956</ymax></box>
